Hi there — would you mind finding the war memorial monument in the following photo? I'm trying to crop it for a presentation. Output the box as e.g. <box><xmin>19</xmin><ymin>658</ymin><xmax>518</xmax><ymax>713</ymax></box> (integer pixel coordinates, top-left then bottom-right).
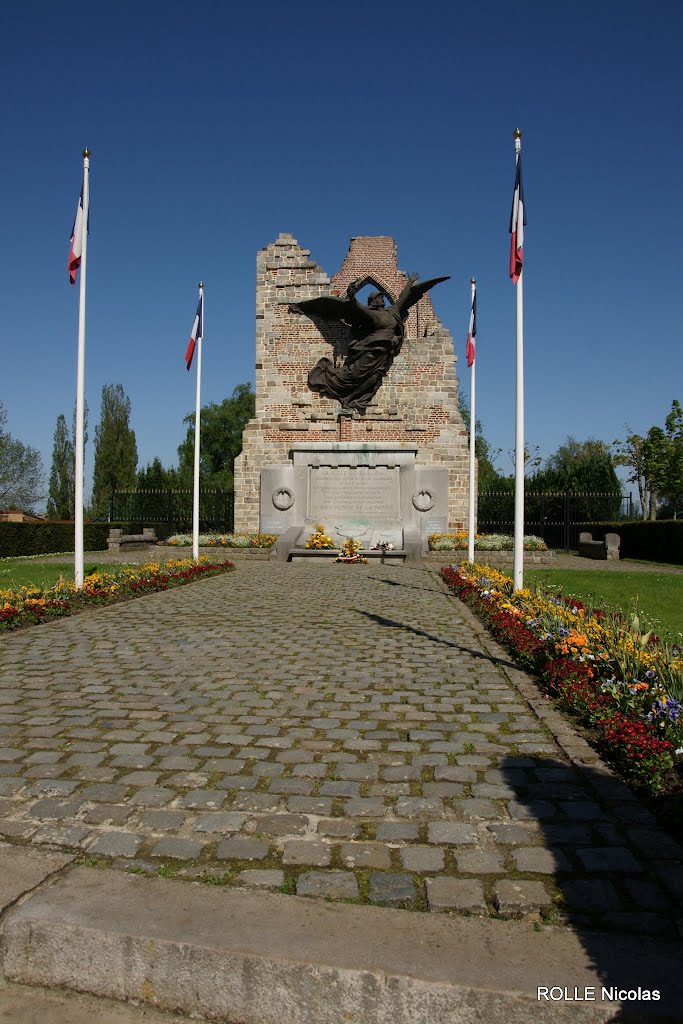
<box><xmin>233</xmin><ymin>234</ymin><xmax>471</xmax><ymax>559</ymax></box>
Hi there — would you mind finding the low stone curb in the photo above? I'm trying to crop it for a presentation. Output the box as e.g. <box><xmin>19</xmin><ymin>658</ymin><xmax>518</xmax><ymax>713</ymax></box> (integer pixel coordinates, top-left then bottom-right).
<box><xmin>2</xmin><ymin>860</ymin><xmax>682</xmax><ymax>1023</ymax></box>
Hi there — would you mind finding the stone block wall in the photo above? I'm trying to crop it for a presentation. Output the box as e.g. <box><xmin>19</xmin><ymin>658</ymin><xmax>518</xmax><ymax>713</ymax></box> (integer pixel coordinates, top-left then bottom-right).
<box><xmin>234</xmin><ymin>233</ymin><xmax>471</xmax><ymax>532</ymax></box>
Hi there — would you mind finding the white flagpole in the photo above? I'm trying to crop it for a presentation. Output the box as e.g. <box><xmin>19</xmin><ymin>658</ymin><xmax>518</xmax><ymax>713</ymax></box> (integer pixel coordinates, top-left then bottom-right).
<box><xmin>513</xmin><ymin>129</ymin><xmax>525</xmax><ymax>591</ymax></box>
<box><xmin>467</xmin><ymin>277</ymin><xmax>476</xmax><ymax>563</ymax></box>
<box><xmin>192</xmin><ymin>282</ymin><xmax>203</xmax><ymax>562</ymax></box>
<box><xmin>74</xmin><ymin>148</ymin><xmax>90</xmax><ymax>590</ymax></box>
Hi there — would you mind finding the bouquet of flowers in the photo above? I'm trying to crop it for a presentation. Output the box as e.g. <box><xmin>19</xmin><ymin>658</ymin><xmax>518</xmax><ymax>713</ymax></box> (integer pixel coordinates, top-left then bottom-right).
<box><xmin>305</xmin><ymin>524</ymin><xmax>336</xmax><ymax>550</ymax></box>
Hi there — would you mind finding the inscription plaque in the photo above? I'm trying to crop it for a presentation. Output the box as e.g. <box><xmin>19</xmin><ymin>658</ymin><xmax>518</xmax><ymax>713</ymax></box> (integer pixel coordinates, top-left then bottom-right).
<box><xmin>308</xmin><ymin>466</ymin><xmax>399</xmax><ymax>521</ymax></box>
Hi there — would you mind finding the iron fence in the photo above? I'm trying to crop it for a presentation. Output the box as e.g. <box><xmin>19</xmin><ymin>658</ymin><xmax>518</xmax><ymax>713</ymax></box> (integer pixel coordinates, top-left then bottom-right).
<box><xmin>478</xmin><ymin>491</ymin><xmax>634</xmax><ymax>551</ymax></box>
<box><xmin>109</xmin><ymin>489</ymin><xmax>234</xmax><ymax>537</ymax></box>
<box><xmin>109</xmin><ymin>488</ymin><xmax>633</xmax><ymax>550</ymax></box>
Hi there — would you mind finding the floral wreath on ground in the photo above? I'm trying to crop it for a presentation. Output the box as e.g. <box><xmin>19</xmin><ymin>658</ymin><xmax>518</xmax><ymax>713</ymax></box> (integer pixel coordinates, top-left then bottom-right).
<box><xmin>440</xmin><ymin>561</ymin><xmax>682</xmax><ymax>796</ymax></box>
<box><xmin>335</xmin><ymin>538</ymin><xmax>368</xmax><ymax>564</ymax></box>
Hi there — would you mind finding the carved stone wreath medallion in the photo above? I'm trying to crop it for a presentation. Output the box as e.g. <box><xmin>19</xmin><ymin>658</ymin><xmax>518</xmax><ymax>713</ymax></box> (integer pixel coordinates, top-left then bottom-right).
<box><xmin>272</xmin><ymin>487</ymin><xmax>294</xmax><ymax>511</ymax></box>
<box><xmin>412</xmin><ymin>489</ymin><xmax>435</xmax><ymax>512</ymax></box>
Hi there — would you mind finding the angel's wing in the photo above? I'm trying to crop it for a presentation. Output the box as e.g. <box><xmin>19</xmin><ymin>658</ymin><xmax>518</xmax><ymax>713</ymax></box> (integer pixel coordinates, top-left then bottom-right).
<box><xmin>289</xmin><ymin>295</ymin><xmax>374</xmax><ymax>330</ymax></box>
<box><xmin>395</xmin><ymin>276</ymin><xmax>450</xmax><ymax>315</ymax></box>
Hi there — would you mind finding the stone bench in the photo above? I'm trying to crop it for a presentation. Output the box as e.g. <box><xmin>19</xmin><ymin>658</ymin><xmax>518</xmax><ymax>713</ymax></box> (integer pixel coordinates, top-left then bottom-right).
<box><xmin>578</xmin><ymin>531</ymin><xmax>620</xmax><ymax>560</ymax></box>
<box><xmin>107</xmin><ymin>528</ymin><xmax>157</xmax><ymax>553</ymax></box>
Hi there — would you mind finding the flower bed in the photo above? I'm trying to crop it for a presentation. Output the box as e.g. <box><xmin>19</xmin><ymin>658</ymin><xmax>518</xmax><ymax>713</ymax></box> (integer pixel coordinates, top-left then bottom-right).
<box><xmin>161</xmin><ymin>533</ymin><xmax>276</xmax><ymax>548</ymax></box>
<box><xmin>440</xmin><ymin>562</ymin><xmax>682</xmax><ymax>796</ymax></box>
<box><xmin>429</xmin><ymin>532</ymin><xmax>547</xmax><ymax>551</ymax></box>
<box><xmin>0</xmin><ymin>558</ymin><xmax>235</xmax><ymax>632</ymax></box>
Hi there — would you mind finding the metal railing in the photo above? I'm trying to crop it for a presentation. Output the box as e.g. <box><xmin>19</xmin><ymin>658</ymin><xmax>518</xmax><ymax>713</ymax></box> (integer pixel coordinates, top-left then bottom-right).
<box><xmin>109</xmin><ymin>489</ymin><xmax>235</xmax><ymax>536</ymax></box>
<box><xmin>478</xmin><ymin>491</ymin><xmax>634</xmax><ymax>551</ymax></box>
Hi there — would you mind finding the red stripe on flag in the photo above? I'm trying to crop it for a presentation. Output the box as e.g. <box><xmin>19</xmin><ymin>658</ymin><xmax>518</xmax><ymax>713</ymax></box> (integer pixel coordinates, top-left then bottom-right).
<box><xmin>510</xmin><ymin>231</ymin><xmax>523</xmax><ymax>284</ymax></box>
<box><xmin>185</xmin><ymin>337</ymin><xmax>196</xmax><ymax>371</ymax></box>
<box><xmin>69</xmin><ymin>188</ymin><xmax>84</xmax><ymax>286</ymax></box>
<box><xmin>68</xmin><ymin>250</ymin><xmax>80</xmax><ymax>287</ymax></box>
<box><xmin>466</xmin><ymin>333</ymin><xmax>475</xmax><ymax>368</ymax></box>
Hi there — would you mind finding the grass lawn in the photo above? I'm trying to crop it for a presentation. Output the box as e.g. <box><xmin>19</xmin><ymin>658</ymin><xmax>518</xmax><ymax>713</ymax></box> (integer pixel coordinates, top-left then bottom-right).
<box><xmin>0</xmin><ymin>559</ymin><xmax>122</xmax><ymax>591</ymax></box>
<box><xmin>520</xmin><ymin>568</ymin><xmax>683</xmax><ymax>637</ymax></box>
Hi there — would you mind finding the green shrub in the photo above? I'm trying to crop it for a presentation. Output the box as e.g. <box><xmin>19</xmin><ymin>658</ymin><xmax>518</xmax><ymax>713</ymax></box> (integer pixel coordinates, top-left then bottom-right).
<box><xmin>590</xmin><ymin>521</ymin><xmax>683</xmax><ymax>564</ymax></box>
<box><xmin>0</xmin><ymin>522</ymin><xmax>117</xmax><ymax>558</ymax></box>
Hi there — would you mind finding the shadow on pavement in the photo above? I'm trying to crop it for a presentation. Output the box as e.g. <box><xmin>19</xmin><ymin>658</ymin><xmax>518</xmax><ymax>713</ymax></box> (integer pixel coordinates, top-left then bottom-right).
<box><xmin>356</xmin><ymin>608</ymin><xmax>520</xmax><ymax>671</ymax></box>
<box><xmin>499</xmin><ymin>755</ymin><xmax>683</xmax><ymax>1022</ymax></box>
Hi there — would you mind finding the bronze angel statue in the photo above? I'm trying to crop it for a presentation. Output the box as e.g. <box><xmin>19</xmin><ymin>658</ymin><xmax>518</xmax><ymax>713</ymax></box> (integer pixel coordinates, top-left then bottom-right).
<box><xmin>289</xmin><ymin>273</ymin><xmax>449</xmax><ymax>414</ymax></box>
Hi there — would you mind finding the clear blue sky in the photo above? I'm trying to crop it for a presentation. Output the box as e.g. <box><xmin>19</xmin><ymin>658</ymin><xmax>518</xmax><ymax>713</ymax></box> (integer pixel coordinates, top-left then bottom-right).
<box><xmin>2</xmin><ymin>0</ymin><xmax>681</xmax><ymax>505</ymax></box>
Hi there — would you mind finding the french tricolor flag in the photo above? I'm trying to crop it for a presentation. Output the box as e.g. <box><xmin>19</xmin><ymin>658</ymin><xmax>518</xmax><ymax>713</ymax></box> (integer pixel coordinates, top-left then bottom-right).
<box><xmin>509</xmin><ymin>154</ymin><xmax>526</xmax><ymax>283</ymax></box>
<box><xmin>68</xmin><ymin>185</ymin><xmax>85</xmax><ymax>286</ymax></box>
<box><xmin>185</xmin><ymin>294</ymin><xmax>203</xmax><ymax>371</ymax></box>
<box><xmin>466</xmin><ymin>288</ymin><xmax>477</xmax><ymax>367</ymax></box>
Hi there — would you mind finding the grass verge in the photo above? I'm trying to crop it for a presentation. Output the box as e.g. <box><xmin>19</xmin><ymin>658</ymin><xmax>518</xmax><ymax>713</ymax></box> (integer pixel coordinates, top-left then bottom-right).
<box><xmin>520</xmin><ymin>568</ymin><xmax>683</xmax><ymax>636</ymax></box>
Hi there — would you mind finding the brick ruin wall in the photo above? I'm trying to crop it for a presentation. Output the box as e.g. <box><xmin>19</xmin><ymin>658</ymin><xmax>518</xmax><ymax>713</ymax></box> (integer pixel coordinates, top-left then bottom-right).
<box><xmin>234</xmin><ymin>233</ymin><xmax>472</xmax><ymax>532</ymax></box>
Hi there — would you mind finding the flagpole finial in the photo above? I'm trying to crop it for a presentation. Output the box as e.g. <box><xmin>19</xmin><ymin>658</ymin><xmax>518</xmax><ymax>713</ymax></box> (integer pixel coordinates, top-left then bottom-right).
<box><xmin>470</xmin><ymin>277</ymin><xmax>476</xmax><ymax>285</ymax></box>
<box><xmin>82</xmin><ymin>148</ymin><xmax>91</xmax><ymax>158</ymax></box>
<box><xmin>198</xmin><ymin>281</ymin><xmax>204</xmax><ymax>289</ymax></box>
<box><xmin>513</xmin><ymin>128</ymin><xmax>522</xmax><ymax>139</ymax></box>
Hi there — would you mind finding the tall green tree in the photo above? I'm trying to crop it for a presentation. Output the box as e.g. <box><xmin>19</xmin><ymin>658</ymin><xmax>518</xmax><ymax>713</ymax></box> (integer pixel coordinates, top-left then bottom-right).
<box><xmin>643</xmin><ymin>401</ymin><xmax>683</xmax><ymax>519</ymax></box>
<box><xmin>532</xmin><ymin>436</ymin><xmax>621</xmax><ymax>520</ymax></box>
<box><xmin>613</xmin><ymin>430</ymin><xmax>649</xmax><ymax>520</ymax></box>
<box><xmin>92</xmin><ymin>384</ymin><xmax>138</xmax><ymax>515</ymax></box>
<box><xmin>663</xmin><ymin>400</ymin><xmax>683</xmax><ymax>518</ymax></box>
<box><xmin>46</xmin><ymin>414</ymin><xmax>74</xmax><ymax>519</ymax></box>
<box><xmin>457</xmin><ymin>396</ymin><xmax>505</xmax><ymax>490</ymax></box>
<box><xmin>177</xmin><ymin>382</ymin><xmax>255</xmax><ymax>489</ymax></box>
<box><xmin>614</xmin><ymin>401</ymin><xmax>683</xmax><ymax>519</ymax></box>
<box><xmin>136</xmin><ymin>457</ymin><xmax>179</xmax><ymax>490</ymax></box>
<box><xmin>535</xmin><ymin>436</ymin><xmax>620</xmax><ymax>493</ymax></box>
<box><xmin>0</xmin><ymin>401</ymin><xmax>44</xmax><ymax>511</ymax></box>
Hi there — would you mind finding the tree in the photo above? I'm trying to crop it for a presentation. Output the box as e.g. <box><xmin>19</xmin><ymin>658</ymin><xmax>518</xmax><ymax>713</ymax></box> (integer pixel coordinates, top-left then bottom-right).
<box><xmin>643</xmin><ymin>401</ymin><xmax>683</xmax><ymax>519</ymax></box>
<box><xmin>614</xmin><ymin>401</ymin><xmax>683</xmax><ymax>519</ymax></box>
<box><xmin>136</xmin><ymin>457</ymin><xmax>179</xmax><ymax>490</ymax></box>
<box><xmin>536</xmin><ymin>436</ymin><xmax>620</xmax><ymax>493</ymax></box>
<box><xmin>457</xmin><ymin>396</ymin><xmax>505</xmax><ymax>490</ymax></box>
<box><xmin>0</xmin><ymin>402</ymin><xmax>44</xmax><ymax>511</ymax></box>
<box><xmin>663</xmin><ymin>400</ymin><xmax>683</xmax><ymax>518</ymax></box>
<box><xmin>92</xmin><ymin>384</ymin><xmax>138</xmax><ymax>515</ymax></box>
<box><xmin>508</xmin><ymin>443</ymin><xmax>543</xmax><ymax>479</ymax></box>
<box><xmin>177</xmin><ymin>382</ymin><xmax>255</xmax><ymax>489</ymax></box>
<box><xmin>613</xmin><ymin>430</ymin><xmax>649</xmax><ymax>520</ymax></box>
<box><xmin>533</xmin><ymin>436</ymin><xmax>622</xmax><ymax>521</ymax></box>
<box><xmin>46</xmin><ymin>414</ymin><xmax>74</xmax><ymax>519</ymax></box>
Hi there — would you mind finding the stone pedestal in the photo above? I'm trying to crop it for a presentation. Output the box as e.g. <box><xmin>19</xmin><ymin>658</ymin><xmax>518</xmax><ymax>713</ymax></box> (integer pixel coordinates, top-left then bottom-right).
<box><xmin>260</xmin><ymin>443</ymin><xmax>449</xmax><ymax>560</ymax></box>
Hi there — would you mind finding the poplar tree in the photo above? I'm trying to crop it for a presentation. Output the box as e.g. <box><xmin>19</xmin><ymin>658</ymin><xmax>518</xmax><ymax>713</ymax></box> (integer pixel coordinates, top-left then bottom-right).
<box><xmin>46</xmin><ymin>414</ymin><xmax>74</xmax><ymax>519</ymax></box>
<box><xmin>92</xmin><ymin>384</ymin><xmax>138</xmax><ymax>515</ymax></box>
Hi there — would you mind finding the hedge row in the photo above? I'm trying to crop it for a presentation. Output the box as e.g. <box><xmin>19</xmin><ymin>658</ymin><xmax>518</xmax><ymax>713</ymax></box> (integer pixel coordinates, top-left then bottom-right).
<box><xmin>0</xmin><ymin>522</ymin><xmax>115</xmax><ymax>557</ymax></box>
<box><xmin>590</xmin><ymin>520</ymin><xmax>683</xmax><ymax>565</ymax></box>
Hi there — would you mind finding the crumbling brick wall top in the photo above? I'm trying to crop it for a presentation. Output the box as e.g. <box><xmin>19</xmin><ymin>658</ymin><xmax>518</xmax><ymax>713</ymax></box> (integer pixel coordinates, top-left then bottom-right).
<box><xmin>330</xmin><ymin>236</ymin><xmax>444</xmax><ymax>338</ymax></box>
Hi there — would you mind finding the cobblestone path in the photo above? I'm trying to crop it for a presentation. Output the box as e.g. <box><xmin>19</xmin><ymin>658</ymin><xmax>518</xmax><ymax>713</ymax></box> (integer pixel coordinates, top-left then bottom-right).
<box><xmin>1</xmin><ymin>563</ymin><xmax>681</xmax><ymax>934</ymax></box>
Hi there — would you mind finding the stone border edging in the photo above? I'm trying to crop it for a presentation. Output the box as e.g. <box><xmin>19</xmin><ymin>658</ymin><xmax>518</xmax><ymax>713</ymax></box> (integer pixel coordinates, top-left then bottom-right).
<box><xmin>3</xmin><ymin>860</ymin><xmax>683</xmax><ymax>1023</ymax></box>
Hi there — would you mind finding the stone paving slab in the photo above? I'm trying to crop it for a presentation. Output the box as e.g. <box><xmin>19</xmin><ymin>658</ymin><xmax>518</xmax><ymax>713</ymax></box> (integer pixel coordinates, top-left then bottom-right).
<box><xmin>0</xmin><ymin>562</ymin><xmax>682</xmax><ymax>940</ymax></box>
